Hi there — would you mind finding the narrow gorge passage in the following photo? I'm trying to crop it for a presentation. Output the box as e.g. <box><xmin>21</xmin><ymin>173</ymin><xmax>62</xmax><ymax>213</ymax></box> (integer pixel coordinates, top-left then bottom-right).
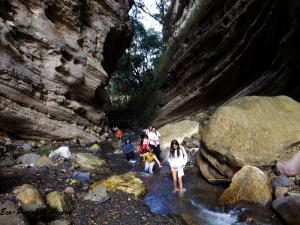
<box><xmin>0</xmin><ymin>0</ymin><xmax>300</xmax><ymax>225</ymax></box>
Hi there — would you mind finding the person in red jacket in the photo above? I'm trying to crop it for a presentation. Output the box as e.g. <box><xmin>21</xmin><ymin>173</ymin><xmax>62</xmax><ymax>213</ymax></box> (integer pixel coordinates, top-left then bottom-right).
<box><xmin>115</xmin><ymin>129</ymin><xmax>123</xmax><ymax>139</ymax></box>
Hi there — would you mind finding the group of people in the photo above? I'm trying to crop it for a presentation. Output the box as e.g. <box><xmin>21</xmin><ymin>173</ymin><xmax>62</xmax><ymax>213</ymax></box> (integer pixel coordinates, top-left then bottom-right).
<box><xmin>120</xmin><ymin>126</ymin><xmax>188</xmax><ymax>196</ymax></box>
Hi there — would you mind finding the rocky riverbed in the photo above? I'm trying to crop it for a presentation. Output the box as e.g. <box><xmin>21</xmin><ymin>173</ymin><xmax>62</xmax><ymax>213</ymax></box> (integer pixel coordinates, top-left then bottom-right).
<box><xmin>0</xmin><ymin>137</ymin><xmax>182</xmax><ymax>225</ymax></box>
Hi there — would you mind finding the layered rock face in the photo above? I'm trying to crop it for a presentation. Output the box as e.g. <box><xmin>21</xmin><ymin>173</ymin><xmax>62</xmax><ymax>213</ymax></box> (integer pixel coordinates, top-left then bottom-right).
<box><xmin>0</xmin><ymin>0</ymin><xmax>132</xmax><ymax>140</ymax></box>
<box><xmin>152</xmin><ymin>0</ymin><xmax>300</xmax><ymax>126</ymax></box>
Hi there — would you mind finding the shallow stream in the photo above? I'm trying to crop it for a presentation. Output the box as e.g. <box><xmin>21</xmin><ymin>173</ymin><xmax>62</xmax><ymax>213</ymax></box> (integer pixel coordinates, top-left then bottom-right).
<box><xmin>101</xmin><ymin>132</ymin><xmax>282</xmax><ymax>225</ymax></box>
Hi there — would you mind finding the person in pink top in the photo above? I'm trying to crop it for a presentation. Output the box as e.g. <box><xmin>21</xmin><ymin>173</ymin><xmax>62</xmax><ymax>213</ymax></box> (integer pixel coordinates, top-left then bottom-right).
<box><xmin>139</xmin><ymin>134</ymin><xmax>149</xmax><ymax>155</ymax></box>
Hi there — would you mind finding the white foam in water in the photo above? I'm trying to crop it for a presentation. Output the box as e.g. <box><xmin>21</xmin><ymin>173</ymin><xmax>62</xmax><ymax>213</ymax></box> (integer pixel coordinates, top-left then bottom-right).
<box><xmin>190</xmin><ymin>200</ymin><xmax>246</xmax><ymax>225</ymax></box>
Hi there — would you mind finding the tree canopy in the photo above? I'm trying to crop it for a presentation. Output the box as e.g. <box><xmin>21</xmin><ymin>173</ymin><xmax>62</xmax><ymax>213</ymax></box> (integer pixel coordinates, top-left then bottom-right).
<box><xmin>107</xmin><ymin>20</ymin><xmax>164</xmax><ymax>108</ymax></box>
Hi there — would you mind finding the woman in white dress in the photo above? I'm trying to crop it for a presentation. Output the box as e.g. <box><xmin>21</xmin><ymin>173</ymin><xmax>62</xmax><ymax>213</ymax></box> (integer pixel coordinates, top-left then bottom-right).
<box><xmin>167</xmin><ymin>139</ymin><xmax>188</xmax><ymax>196</ymax></box>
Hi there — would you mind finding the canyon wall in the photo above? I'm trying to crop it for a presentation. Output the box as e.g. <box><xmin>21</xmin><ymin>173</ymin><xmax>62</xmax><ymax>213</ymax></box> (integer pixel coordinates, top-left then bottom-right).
<box><xmin>0</xmin><ymin>0</ymin><xmax>132</xmax><ymax>140</ymax></box>
<box><xmin>152</xmin><ymin>0</ymin><xmax>300</xmax><ymax>126</ymax></box>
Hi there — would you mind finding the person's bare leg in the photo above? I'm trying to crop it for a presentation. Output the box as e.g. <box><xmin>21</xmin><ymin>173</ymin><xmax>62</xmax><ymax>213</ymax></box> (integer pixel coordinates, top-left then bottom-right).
<box><xmin>178</xmin><ymin>176</ymin><xmax>183</xmax><ymax>193</ymax></box>
<box><xmin>171</xmin><ymin>169</ymin><xmax>178</xmax><ymax>191</ymax></box>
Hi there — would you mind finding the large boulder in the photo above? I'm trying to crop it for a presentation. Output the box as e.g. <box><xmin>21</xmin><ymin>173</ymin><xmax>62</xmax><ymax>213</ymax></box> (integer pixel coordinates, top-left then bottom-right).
<box><xmin>218</xmin><ymin>165</ymin><xmax>272</xmax><ymax>206</ymax></box>
<box><xmin>199</xmin><ymin>96</ymin><xmax>300</xmax><ymax>181</ymax></box>
<box><xmin>72</xmin><ymin>153</ymin><xmax>109</xmax><ymax>173</ymax></box>
<box><xmin>12</xmin><ymin>184</ymin><xmax>45</xmax><ymax>210</ymax></box>
<box><xmin>158</xmin><ymin>120</ymin><xmax>199</xmax><ymax>159</ymax></box>
<box><xmin>272</xmin><ymin>196</ymin><xmax>300</xmax><ymax>225</ymax></box>
<box><xmin>91</xmin><ymin>172</ymin><xmax>146</xmax><ymax>198</ymax></box>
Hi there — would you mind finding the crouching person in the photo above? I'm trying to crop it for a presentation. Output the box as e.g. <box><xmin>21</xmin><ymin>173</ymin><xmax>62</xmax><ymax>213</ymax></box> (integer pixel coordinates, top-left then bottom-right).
<box><xmin>142</xmin><ymin>146</ymin><xmax>162</xmax><ymax>174</ymax></box>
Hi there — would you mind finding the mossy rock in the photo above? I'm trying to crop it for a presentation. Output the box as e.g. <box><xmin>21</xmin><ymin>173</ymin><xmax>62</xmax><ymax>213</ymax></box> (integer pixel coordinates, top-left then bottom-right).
<box><xmin>91</xmin><ymin>172</ymin><xmax>146</xmax><ymax>198</ymax></box>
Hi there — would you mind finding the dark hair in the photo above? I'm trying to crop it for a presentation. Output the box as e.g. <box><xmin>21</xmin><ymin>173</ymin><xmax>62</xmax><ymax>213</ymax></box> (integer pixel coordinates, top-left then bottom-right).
<box><xmin>169</xmin><ymin>139</ymin><xmax>180</xmax><ymax>158</ymax></box>
<box><xmin>125</xmin><ymin>138</ymin><xmax>131</xmax><ymax>143</ymax></box>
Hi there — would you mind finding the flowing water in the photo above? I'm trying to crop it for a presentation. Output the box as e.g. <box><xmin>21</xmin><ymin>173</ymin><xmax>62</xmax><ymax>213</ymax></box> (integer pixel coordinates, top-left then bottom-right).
<box><xmin>101</xmin><ymin>132</ymin><xmax>282</xmax><ymax>225</ymax></box>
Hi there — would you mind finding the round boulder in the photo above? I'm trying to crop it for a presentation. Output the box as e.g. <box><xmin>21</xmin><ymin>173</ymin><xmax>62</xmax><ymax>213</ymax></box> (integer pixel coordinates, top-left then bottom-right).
<box><xmin>272</xmin><ymin>196</ymin><xmax>300</xmax><ymax>225</ymax></box>
<box><xmin>158</xmin><ymin>120</ymin><xmax>199</xmax><ymax>159</ymax></box>
<box><xmin>200</xmin><ymin>96</ymin><xmax>300</xmax><ymax>181</ymax></box>
<box><xmin>12</xmin><ymin>184</ymin><xmax>45</xmax><ymax>210</ymax></box>
<box><xmin>218</xmin><ymin>165</ymin><xmax>272</xmax><ymax>206</ymax></box>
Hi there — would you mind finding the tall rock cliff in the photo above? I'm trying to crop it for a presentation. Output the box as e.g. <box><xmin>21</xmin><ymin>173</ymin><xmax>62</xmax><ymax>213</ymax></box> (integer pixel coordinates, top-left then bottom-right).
<box><xmin>152</xmin><ymin>0</ymin><xmax>300</xmax><ymax>126</ymax></box>
<box><xmin>0</xmin><ymin>0</ymin><xmax>132</xmax><ymax>140</ymax></box>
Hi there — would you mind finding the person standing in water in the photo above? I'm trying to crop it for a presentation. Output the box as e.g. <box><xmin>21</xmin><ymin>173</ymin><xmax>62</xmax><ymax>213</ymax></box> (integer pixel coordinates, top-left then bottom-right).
<box><xmin>167</xmin><ymin>139</ymin><xmax>188</xmax><ymax>196</ymax></box>
<box><xmin>122</xmin><ymin>138</ymin><xmax>135</xmax><ymax>162</ymax></box>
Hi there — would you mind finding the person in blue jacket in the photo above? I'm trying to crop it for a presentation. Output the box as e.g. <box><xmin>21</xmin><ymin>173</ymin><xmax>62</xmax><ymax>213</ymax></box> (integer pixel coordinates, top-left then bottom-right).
<box><xmin>122</xmin><ymin>138</ymin><xmax>135</xmax><ymax>161</ymax></box>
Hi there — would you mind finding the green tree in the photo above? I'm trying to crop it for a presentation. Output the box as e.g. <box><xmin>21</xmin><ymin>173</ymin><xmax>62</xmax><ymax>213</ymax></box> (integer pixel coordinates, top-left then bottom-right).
<box><xmin>107</xmin><ymin>19</ymin><xmax>164</xmax><ymax>109</ymax></box>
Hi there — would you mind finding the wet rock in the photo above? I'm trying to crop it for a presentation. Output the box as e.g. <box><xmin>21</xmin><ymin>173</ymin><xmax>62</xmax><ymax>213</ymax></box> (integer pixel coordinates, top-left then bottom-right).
<box><xmin>73</xmin><ymin>171</ymin><xmax>91</xmax><ymax>183</ymax></box>
<box><xmin>5</xmin><ymin>138</ymin><xmax>12</xmax><ymax>145</ymax></box>
<box><xmin>197</xmin><ymin>156</ymin><xmax>229</xmax><ymax>184</ymax></box>
<box><xmin>47</xmin><ymin>191</ymin><xmax>72</xmax><ymax>212</ymax></box>
<box><xmin>72</xmin><ymin>153</ymin><xmax>109</xmax><ymax>172</ymax></box>
<box><xmin>295</xmin><ymin>175</ymin><xmax>300</xmax><ymax>185</ymax></box>
<box><xmin>36</xmin><ymin>222</ymin><xmax>46</xmax><ymax>225</ymax></box>
<box><xmin>13</xmin><ymin>164</ymin><xmax>30</xmax><ymax>169</ymax></box>
<box><xmin>80</xmin><ymin>141</ymin><xmax>88</xmax><ymax>148</ymax></box>
<box><xmin>0</xmin><ymin>145</ymin><xmax>6</xmax><ymax>156</ymax></box>
<box><xmin>22</xmin><ymin>143</ymin><xmax>32</xmax><ymax>151</ymax></box>
<box><xmin>64</xmin><ymin>187</ymin><xmax>75</xmax><ymax>197</ymax></box>
<box><xmin>192</xmin><ymin>140</ymin><xmax>200</xmax><ymax>148</ymax></box>
<box><xmin>49</xmin><ymin>146</ymin><xmax>71</xmax><ymax>160</ymax></box>
<box><xmin>36</xmin><ymin>156</ymin><xmax>53</xmax><ymax>167</ymax></box>
<box><xmin>191</xmin><ymin>133</ymin><xmax>201</xmax><ymax>140</ymax></box>
<box><xmin>219</xmin><ymin>165</ymin><xmax>272</xmax><ymax>206</ymax></box>
<box><xmin>276</xmin><ymin>150</ymin><xmax>300</xmax><ymax>176</ymax></box>
<box><xmin>39</xmin><ymin>140</ymin><xmax>46</xmax><ymax>146</ymax></box>
<box><xmin>49</xmin><ymin>220</ymin><xmax>69</xmax><ymax>225</ymax></box>
<box><xmin>274</xmin><ymin>186</ymin><xmax>289</xmax><ymax>199</ymax></box>
<box><xmin>0</xmin><ymin>159</ymin><xmax>15</xmax><ymax>167</ymax></box>
<box><xmin>17</xmin><ymin>153</ymin><xmax>40</xmax><ymax>166</ymax></box>
<box><xmin>91</xmin><ymin>172</ymin><xmax>146</xmax><ymax>198</ymax></box>
<box><xmin>286</xmin><ymin>192</ymin><xmax>300</xmax><ymax>198</ymax></box>
<box><xmin>272</xmin><ymin>196</ymin><xmax>300</xmax><ymax>225</ymax></box>
<box><xmin>113</xmin><ymin>149</ymin><xmax>123</xmax><ymax>154</ymax></box>
<box><xmin>159</xmin><ymin>120</ymin><xmax>199</xmax><ymax>159</ymax></box>
<box><xmin>84</xmin><ymin>185</ymin><xmax>109</xmax><ymax>202</ymax></box>
<box><xmin>0</xmin><ymin>200</ymin><xmax>29</xmax><ymax>225</ymax></box>
<box><xmin>182</xmin><ymin>137</ymin><xmax>193</xmax><ymax>148</ymax></box>
<box><xmin>88</xmin><ymin>143</ymin><xmax>100</xmax><ymax>151</ymax></box>
<box><xmin>270</xmin><ymin>175</ymin><xmax>293</xmax><ymax>188</ymax></box>
<box><xmin>112</xmin><ymin>140</ymin><xmax>122</xmax><ymax>149</ymax></box>
<box><xmin>12</xmin><ymin>184</ymin><xmax>45</xmax><ymax>210</ymax></box>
